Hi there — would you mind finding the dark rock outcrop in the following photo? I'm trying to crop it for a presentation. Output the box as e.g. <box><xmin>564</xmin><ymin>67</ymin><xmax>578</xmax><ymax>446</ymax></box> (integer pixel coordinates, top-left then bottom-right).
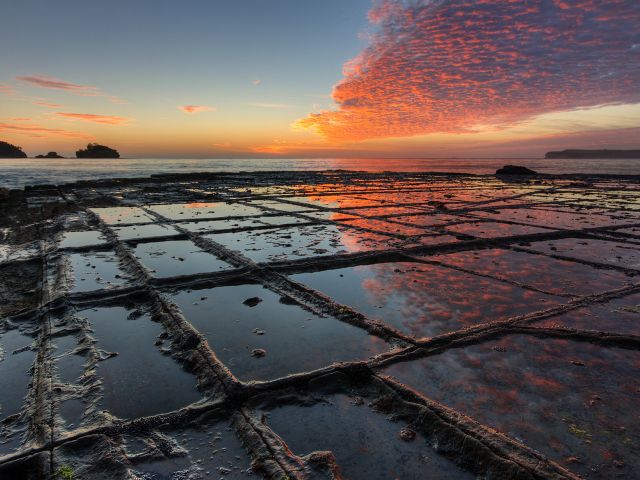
<box><xmin>545</xmin><ymin>149</ymin><xmax>640</xmax><ymax>159</ymax></box>
<box><xmin>0</xmin><ymin>141</ymin><xmax>27</xmax><ymax>158</ymax></box>
<box><xmin>76</xmin><ymin>143</ymin><xmax>120</xmax><ymax>159</ymax></box>
<box><xmin>35</xmin><ymin>151</ymin><xmax>64</xmax><ymax>158</ymax></box>
<box><xmin>496</xmin><ymin>165</ymin><xmax>537</xmax><ymax>175</ymax></box>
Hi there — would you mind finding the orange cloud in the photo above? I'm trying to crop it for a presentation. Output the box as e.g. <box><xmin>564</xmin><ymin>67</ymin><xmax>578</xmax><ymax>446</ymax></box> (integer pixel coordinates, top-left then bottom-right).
<box><xmin>56</xmin><ymin>112</ymin><xmax>132</xmax><ymax>125</ymax></box>
<box><xmin>179</xmin><ymin>105</ymin><xmax>216</xmax><ymax>114</ymax></box>
<box><xmin>252</xmin><ymin>79</ymin><xmax>262</xmax><ymax>86</ymax></box>
<box><xmin>18</xmin><ymin>74</ymin><xmax>101</xmax><ymax>95</ymax></box>
<box><xmin>0</xmin><ymin>84</ymin><xmax>16</xmax><ymax>96</ymax></box>
<box><xmin>18</xmin><ymin>74</ymin><xmax>125</xmax><ymax>103</ymax></box>
<box><xmin>34</xmin><ymin>101</ymin><xmax>63</xmax><ymax>108</ymax></box>
<box><xmin>297</xmin><ymin>0</ymin><xmax>640</xmax><ymax>142</ymax></box>
<box><xmin>0</xmin><ymin>121</ymin><xmax>91</xmax><ymax>138</ymax></box>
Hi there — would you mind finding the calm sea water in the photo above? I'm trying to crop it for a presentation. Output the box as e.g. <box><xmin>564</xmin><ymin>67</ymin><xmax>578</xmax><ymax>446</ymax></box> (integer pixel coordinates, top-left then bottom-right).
<box><xmin>1</xmin><ymin>157</ymin><xmax>639</xmax><ymax>189</ymax></box>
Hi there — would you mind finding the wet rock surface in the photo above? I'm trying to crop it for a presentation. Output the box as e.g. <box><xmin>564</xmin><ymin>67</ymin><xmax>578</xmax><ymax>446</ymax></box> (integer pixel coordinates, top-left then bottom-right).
<box><xmin>1</xmin><ymin>170</ymin><xmax>640</xmax><ymax>479</ymax></box>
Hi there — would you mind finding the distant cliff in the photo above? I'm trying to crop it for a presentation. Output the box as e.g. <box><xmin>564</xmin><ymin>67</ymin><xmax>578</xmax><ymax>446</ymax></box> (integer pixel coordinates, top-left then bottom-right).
<box><xmin>0</xmin><ymin>141</ymin><xmax>28</xmax><ymax>158</ymax></box>
<box><xmin>545</xmin><ymin>149</ymin><xmax>640</xmax><ymax>159</ymax></box>
<box><xmin>76</xmin><ymin>143</ymin><xmax>120</xmax><ymax>158</ymax></box>
<box><xmin>35</xmin><ymin>151</ymin><xmax>64</xmax><ymax>158</ymax></box>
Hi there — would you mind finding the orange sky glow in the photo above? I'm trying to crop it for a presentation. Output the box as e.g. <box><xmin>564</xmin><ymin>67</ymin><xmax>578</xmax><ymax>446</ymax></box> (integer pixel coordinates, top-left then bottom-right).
<box><xmin>1</xmin><ymin>0</ymin><xmax>638</xmax><ymax>158</ymax></box>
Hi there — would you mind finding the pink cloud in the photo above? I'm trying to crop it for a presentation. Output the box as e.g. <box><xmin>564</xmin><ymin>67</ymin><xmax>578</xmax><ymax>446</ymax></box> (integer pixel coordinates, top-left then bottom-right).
<box><xmin>18</xmin><ymin>75</ymin><xmax>101</xmax><ymax>95</ymax></box>
<box><xmin>17</xmin><ymin>74</ymin><xmax>125</xmax><ymax>103</ymax></box>
<box><xmin>0</xmin><ymin>121</ymin><xmax>91</xmax><ymax>139</ymax></box>
<box><xmin>0</xmin><ymin>84</ymin><xmax>16</xmax><ymax>96</ymax></box>
<box><xmin>56</xmin><ymin>112</ymin><xmax>132</xmax><ymax>125</ymax></box>
<box><xmin>179</xmin><ymin>105</ymin><xmax>216</xmax><ymax>114</ymax></box>
<box><xmin>297</xmin><ymin>0</ymin><xmax>640</xmax><ymax>141</ymax></box>
<box><xmin>34</xmin><ymin>101</ymin><xmax>63</xmax><ymax>108</ymax></box>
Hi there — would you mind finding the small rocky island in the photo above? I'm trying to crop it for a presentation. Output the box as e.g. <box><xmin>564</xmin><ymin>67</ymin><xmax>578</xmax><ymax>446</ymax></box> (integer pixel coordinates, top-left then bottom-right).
<box><xmin>35</xmin><ymin>152</ymin><xmax>64</xmax><ymax>159</ymax></box>
<box><xmin>545</xmin><ymin>149</ymin><xmax>640</xmax><ymax>159</ymax></box>
<box><xmin>0</xmin><ymin>141</ymin><xmax>28</xmax><ymax>158</ymax></box>
<box><xmin>76</xmin><ymin>143</ymin><xmax>120</xmax><ymax>158</ymax></box>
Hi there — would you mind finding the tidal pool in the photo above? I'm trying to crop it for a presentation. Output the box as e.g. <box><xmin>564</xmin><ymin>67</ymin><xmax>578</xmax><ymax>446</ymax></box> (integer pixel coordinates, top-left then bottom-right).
<box><xmin>82</xmin><ymin>306</ymin><xmax>201</xmax><ymax>419</ymax></box>
<box><xmin>384</xmin><ymin>335</ymin><xmax>640</xmax><ymax>479</ymax></box>
<box><xmin>291</xmin><ymin>262</ymin><xmax>562</xmax><ymax>338</ymax></box>
<box><xmin>168</xmin><ymin>284</ymin><xmax>389</xmax><ymax>381</ymax></box>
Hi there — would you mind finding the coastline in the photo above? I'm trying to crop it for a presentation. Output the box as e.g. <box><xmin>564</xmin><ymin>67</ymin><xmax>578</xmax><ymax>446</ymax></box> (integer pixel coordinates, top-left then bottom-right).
<box><xmin>3</xmin><ymin>157</ymin><xmax>640</xmax><ymax>189</ymax></box>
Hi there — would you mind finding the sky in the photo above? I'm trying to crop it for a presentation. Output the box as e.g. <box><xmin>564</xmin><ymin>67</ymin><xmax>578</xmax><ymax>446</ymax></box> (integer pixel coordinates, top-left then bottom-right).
<box><xmin>1</xmin><ymin>0</ymin><xmax>639</xmax><ymax>158</ymax></box>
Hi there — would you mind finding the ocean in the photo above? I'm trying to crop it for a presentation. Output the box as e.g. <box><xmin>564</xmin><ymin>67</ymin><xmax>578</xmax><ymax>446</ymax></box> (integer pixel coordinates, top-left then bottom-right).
<box><xmin>1</xmin><ymin>157</ymin><xmax>640</xmax><ymax>189</ymax></box>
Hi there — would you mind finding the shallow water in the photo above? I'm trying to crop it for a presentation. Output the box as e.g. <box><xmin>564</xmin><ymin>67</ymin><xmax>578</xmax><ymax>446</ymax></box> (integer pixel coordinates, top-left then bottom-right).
<box><xmin>67</xmin><ymin>251</ymin><xmax>130</xmax><ymax>293</ymax></box>
<box><xmin>432</xmin><ymin>248</ymin><xmax>634</xmax><ymax>296</ymax></box>
<box><xmin>168</xmin><ymin>284</ymin><xmax>389</xmax><ymax>381</ymax></box>
<box><xmin>0</xmin><ymin>330</ymin><xmax>34</xmax><ymax>421</ymax></box>
<box><xmin>205</xmin><ymin>224</ymin><xmax>401</xmax><ymax>263</ymax></box>
<box><xmin>3</xmin><ymin>157</ymin><xmax>640</xmax><ymax>189</ymax></box>
<box><xmin>133</xmin><ymin>239</ymin><xmax>234</xmax><ymax>277</ymax></box>
<box><xmin>291</xmin><ymin>262</ymin><xmax>562</xmax><ymax>338</ymax></box>
<box><xmin>82</xmin><ymin>306</ymin><xmax>201</xmax><ymax>419</ymax></box>
<box><xmin>384</xmin><ymin>335</ymin><xmax>640</xmax><ymax>479</ymax></box>
<box><xmin>132</xmin><ymin>416</ymin><xmax>254</xmax><ymax>479</ymax></box>
<box><xmin>263</xmin><ymin>391</ymin><xmax>475</xmax><ymax>480</ymax></box>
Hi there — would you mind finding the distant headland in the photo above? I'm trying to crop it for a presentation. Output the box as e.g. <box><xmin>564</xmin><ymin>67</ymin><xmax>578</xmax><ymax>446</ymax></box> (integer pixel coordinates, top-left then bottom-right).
<box><xmin>75</xmin><ymin>143</ymin><xmax>120</xmax><ymax>159</ymax></box>
<box><xmin>0</xmin><ymin>141</ymin><xmax>120</xmax><ymax>159</ymax></box>
<box><xmin>0</xmin><ymin>141</ymin><xmax>28</xmax><ymax>158</ymax></box>
<box><xmin>545</xmin><ymin>149</ymin><xmax>640</xmax><ymax>159</ymax></box>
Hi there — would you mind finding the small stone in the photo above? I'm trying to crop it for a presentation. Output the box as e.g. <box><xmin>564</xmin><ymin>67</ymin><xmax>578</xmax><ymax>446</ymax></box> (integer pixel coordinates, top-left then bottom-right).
<box><xmin>570</xmin><ymin>360</ymin><xmax>585</xmax><ymax>367</ymax></box>
<box><xmin>399</xmin><ymin>427</ymin><xmax>416</xmax><ymax>441</ymax></box>
<box><xmin>243</xmin><ymin>297</ymin><xmax>263</xmax><ymax>307</ymax></box>
<box><xmin>251</xmin><ymin>348</ymin><xmax>267</xmax><ymax>358</ymax></box>
<box><xmin>253</xmin><ymin>328</ymin><xmax>265</xmax><ymax>335</ymax></box>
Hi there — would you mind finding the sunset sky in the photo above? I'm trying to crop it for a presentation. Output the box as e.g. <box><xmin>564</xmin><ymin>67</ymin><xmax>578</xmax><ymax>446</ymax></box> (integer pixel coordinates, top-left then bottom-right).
<box><xmin>1</xmin><ymin>0</ymin><xmax>639</xmax><ymax>158</ymax></box>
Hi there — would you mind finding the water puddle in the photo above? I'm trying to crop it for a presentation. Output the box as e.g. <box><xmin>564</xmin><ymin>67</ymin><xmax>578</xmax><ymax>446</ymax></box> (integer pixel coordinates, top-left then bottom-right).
<box><xmin>133</xmin><ymin>240</ymin><xmax>234</xmax><ymax>278</ymax></box>
<box><xmin>132</xmin><ymin>416</ymin><xmax>254</xmax><ymax>479</ymax></box>
<box><xmin>432</xmin><ymin>248</ymin><xmax>633</xmax><ymax>296</ymax></box>
<box><xmin>181</xmin><ymin>217</ymin><xmax>268</xmax><ymax>233</ymax></box>
<box><xmin>343</xmin><ymin>206</ymin><xmax>426</xmax><ymax>217</ymax></box>
<box><xmin>82</xmin><ymin>306</ymin><xmax>201</xmax><ymax>419</ymax></box>
<box><xmin>0</xmin><ymin>330</ymin><xmax>34</xmax><ymax>421</ymax></box>
<box><xmin>445</xmin><ymin>221</ymin><xmax>553</xmax><ymax>238</ymax></box>
<box><xmin>470</xmin><ymin>207</ymin><xmax>635</xmax><ymax>229</ymax></box>
<box><xmin>148</xmin><ymin>202</ymin><xmax>263</xmax><ymax>220</ymax></box>
<box><xmin>59</xmin><ymin>230</ymin><xmax>107</xmax><ymax>249</ymax></box>
<box><xmin>67</xmin><ymin>251</ymin><xmax>130</xmax><ymax>293</ymax></box>
<box><xmin>536</xmin><ymin>292</ymin><xmax>640</xmax><ymax>335</ymax></box>
<box><xmin>58</xmin><ymin>398</ymin><xmax>85</xmax><ymax>429</ymax></box>
<box><xmin>168</xmin><ymin>284</ymin><xmax>389</xmax><ymax>381</ymax></box>
<box><xmin>291</xmin><ymin>262</ymin><xmax>562</xmax><ymax>338</ymax></box>
<box><xmin>384</xmin><ymin>335</ymin><xmax>640</xmax><ymax>479</ymax></box>
<box><xmin>528</xmin><ymin>238</ymin><xmax>640</xmax><ymax>270</ymax></box>
<box><xmin>392</xmin><ymin>213</ymin><xmax>467</xmax><ymax>227</ymax></box>
<box><xmin>90</xmin><ymin>207</ymin><xmax>157</xmax><ymax>225</ymax></box>
<box><xmin>53</xmin><ymin>335</ymin><xmax>86</xmax><ymax>385</ymax></box>
<box><xmin>205</xmin><ymin>225</ymin><xmax>398</xmax><ymax>264</ymax></box>
<box><xmin>340</xmin><ymin>218</ymin><xmax>430</xmax><ymax>236</ymax></box>
<box><xmin>112</xmin><ymin>223</ymin><xmax>179</xmax><ymax>241</ymax></box>
<box><xmin>262</xmin><ymin>391</ymin><xmax>475</xmax><ymax>479</ymax></box>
